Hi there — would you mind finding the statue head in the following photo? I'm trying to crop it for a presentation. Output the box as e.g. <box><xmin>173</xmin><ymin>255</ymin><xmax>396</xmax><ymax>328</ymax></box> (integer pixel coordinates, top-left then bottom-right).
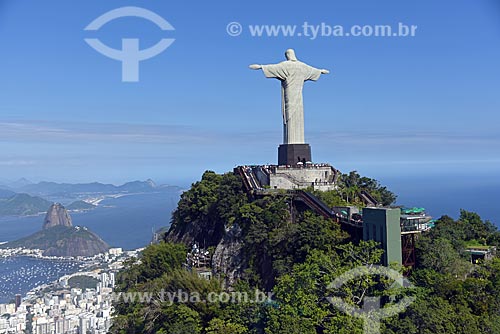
<box><xmin>285</xmin><ymin>49</ymin><xmax>298</xmax><ymax>61</ymax></box>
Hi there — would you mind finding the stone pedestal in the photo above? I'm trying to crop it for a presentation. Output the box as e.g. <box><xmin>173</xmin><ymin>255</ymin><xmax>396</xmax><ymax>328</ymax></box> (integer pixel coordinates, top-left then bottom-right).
<box><xmin>278</xmin><ymin>144</ymin><xmax>312</xmax><ymax>166</ymax></box>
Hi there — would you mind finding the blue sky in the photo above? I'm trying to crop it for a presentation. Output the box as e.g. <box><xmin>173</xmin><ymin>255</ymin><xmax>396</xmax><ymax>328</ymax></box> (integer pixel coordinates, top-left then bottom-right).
<box><xmin>0</xmin><ymin>0</ymin><xmax>499</xmax><ymax>185</ymax></box>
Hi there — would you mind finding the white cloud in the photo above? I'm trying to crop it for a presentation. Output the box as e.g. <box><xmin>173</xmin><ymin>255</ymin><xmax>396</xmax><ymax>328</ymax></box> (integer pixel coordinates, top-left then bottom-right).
<box><xmin>0</xmin><ymin>160</ymin><xmax>36</xmax><ymax>166</ymax></box>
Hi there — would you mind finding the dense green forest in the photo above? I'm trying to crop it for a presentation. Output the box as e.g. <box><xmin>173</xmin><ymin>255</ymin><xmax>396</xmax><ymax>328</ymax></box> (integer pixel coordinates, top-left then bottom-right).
<box><xmin>110</xmin><ymin>171</ymin><xmax>500</xmax><ymax>334</ymax></box>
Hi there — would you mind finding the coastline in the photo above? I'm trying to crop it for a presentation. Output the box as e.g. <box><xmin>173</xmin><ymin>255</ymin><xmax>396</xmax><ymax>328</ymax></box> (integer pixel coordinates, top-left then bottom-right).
<box><xmin>0</xmin><ymin>247</ymin><xmax>95</xmax><ymax>262</ymax></box>
<box><xmin>82</xmin><ymin>191</ymin><xmax>162</xmax><ymax>206</ymax></box>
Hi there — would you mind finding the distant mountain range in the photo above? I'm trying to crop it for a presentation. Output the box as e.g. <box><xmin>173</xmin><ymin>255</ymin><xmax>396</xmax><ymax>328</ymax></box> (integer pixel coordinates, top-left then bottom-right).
<box><xmin>0</xmin><ymin>178</ymin><xmax>33</xmax><ymax>190</ymax></box>
<box><xmin>0</xmin><ymin>179</ymin><xmax>179</xmax><ymax>217</ymax></box>
<box><xmin>9</xmin><ymin>179</ymin><xmax>176</xmax><ymax>196</ymax></box>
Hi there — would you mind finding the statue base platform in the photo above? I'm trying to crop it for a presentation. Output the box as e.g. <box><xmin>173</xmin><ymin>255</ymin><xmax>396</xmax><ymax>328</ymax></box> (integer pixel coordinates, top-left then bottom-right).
<box><xmin>278</xmin><ymin>144</ymin><xmax>312</xmax><ymax>166</ymax></box>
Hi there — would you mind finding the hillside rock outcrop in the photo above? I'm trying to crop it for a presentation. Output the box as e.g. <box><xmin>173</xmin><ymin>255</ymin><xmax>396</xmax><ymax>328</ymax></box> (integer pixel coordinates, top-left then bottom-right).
<box><xmin>43</xmin><ymin>203</ymin><xmax>72</xmax><ymax>229</ymax></box>
<box><xmin>212</xmin><ymin>224</ymin><xmax>246</xmax><ymax>288</ymax></box>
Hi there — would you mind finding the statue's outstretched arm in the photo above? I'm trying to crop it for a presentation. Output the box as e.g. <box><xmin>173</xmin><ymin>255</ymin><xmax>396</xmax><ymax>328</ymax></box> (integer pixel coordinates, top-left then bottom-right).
<box><xmin>249</xmin><ymin>64</ymin><xmax>262</xmax><ymax>70</ymax></box>
<box><xmin>320</xmin><ymin>69</ymin><xmax>330</xmax><ymax>74</ymax></box>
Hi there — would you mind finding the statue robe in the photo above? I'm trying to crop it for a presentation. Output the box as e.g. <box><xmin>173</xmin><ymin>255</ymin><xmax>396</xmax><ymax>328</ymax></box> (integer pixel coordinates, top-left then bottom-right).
<box><xmin>261</xmin><ymin>60</ymin><xmax>322</xmax><ymax>144</ymax></box>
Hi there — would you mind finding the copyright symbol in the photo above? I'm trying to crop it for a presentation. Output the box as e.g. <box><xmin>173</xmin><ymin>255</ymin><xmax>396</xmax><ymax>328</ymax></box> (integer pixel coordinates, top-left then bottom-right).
<box><xmin>226</xmin><ymin>22</ymin><xmax>243</xmax><ymax>37</ymax></box>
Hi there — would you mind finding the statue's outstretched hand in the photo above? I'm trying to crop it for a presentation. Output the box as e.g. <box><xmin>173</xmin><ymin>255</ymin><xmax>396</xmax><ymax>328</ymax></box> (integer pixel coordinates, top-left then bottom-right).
<box><xmin>249</xmin><ymin>64</ymin><xmax>262</xmax><ymax>70</ymax></box>
<box><xmin>320</xmin><ymin>69</ymin><xmax>330</xmax><ymax>74</ymax></box>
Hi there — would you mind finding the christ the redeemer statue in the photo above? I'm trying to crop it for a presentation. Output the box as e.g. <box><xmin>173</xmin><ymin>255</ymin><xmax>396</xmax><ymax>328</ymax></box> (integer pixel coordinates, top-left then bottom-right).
<box><xmin>250</xmin><ymin>49</ymin><xmax>329</xmax><ymax>145</ymax></box>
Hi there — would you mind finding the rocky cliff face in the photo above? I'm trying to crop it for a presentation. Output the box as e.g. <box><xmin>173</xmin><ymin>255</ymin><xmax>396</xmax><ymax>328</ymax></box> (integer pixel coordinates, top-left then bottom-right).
<box><xmin>212</xmin><ymin>224</ymin><xmax>246</xmax><ymax>288</ymax></box>
<box><xmin>163</xmin><ymin>171</ymin><xmax>251</xmax><ymax>287</ymax></box>
<box><xmin>165</xmin><ymin>218</ymin><xmax>224</xmax><ymax>248</ymax></box>
<box><xmin>166</xmin><ymin>216</ymin><xmax>240</xmax><ymax>285</ymax></box>
<box><xmin>43</xmin><ymin>203</ymin><xmax>72</xmax><ymax>229</ymax></box>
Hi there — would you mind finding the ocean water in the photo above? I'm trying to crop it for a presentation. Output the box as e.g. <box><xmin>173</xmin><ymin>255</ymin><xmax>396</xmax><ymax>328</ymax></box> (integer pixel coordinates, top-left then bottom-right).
<box><xmin>71</xmin><ymin>191</ymin><xmax>181</xmax><ymax>249</ymax></box>
<box><xmin>0</xmin><ymin>257</ymin><xmax>80</xmax><ymax>303</ymax></box>
<box><xmin>384</xmin><ymin>174</ymin><xmax>500</xmax><ymax>225</ymax></box>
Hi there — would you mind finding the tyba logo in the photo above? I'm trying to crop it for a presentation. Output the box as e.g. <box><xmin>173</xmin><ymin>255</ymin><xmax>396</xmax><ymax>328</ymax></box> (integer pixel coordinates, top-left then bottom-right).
<box><xmin>84</xmin><ymin>7</ymin><xmax>175</xmax><ymax>82</ymax></box>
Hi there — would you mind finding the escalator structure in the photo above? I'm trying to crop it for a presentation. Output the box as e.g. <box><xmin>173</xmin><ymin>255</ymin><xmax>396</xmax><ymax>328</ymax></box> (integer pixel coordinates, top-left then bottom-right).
<box><xmin>359</xmin><ymin>190</ymin><xmax>378</xmax><ymax>207</ymax></box>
